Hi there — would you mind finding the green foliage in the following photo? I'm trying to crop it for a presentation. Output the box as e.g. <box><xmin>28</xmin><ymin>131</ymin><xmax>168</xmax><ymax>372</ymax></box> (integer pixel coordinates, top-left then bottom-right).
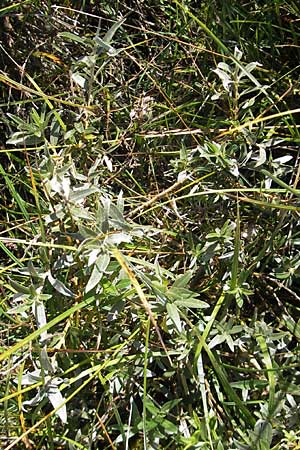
<box><xmin>1</xmin><ymin>1</ymin><xmax>300</xmax><ymax>449</ymax></box>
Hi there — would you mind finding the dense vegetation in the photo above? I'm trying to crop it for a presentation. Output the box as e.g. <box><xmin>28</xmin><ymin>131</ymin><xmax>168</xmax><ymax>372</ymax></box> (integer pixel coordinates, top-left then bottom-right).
<box><xmin>1</xmin><ymin>1</ymin><xmax>300</xmax><ymax>449</ymax></box>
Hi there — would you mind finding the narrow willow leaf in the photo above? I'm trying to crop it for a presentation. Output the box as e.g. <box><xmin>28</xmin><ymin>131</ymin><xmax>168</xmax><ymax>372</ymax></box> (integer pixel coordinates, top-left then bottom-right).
<box><xmin>109</xmin><ymin>202</ymin><xmax>126</xmax><ymax>223</ymax></box>
<box><xmin>69</xmin><ymin>205</ymin><xmax>92</xmax><ymax>220</ymax></box>
<box><xmin>96</xmin><ymin>253</ymin><xmax>110</xmax><ymax>272</ymax></box>
<box><xmin>253</xmin><ymin>419</ymin><xmax>272</xmax><ymax>450</ymax></box>
<box><xmin>117</xmin><ymin>190</ymin><xmax>124</xmax><ymax>214</ymax></box>
<box><xmin>88</xmin><ymin>249</ymin><xmax>100</xmax><ymax>266</ymax></box>
<box><xmin>32</xmin><ymin>300</ymin><xmax>48</xmax><ymax>342</ymax></box>
<box><xmin>47</xmin><ymin>272</ymin><xmax>74</xmax><ymax>298</ymax></box>
<box><xmin>105</xmin><ymin>232</ymin><xmax>132</xmax><ymax>245</ymax></box>
<box><xmin>9</xmin><ymin>279</ymin><xmax>31</xmax><ymax>294</ymax></box>
<box><xmin>103</xmin><ymin>17</ymin><xmax>126</xmax><ymax>44</ymax></box>
<box><xmin>167</xmin><ymin>303</ymin><xmax>182</xmax><ymax>333</ymax></box>
<box><xmin>71</xmin><ymin>72</ymin><xmax>87</xmax><ymax>89</ymax></box>
<box><xmin>6</xmin><ymin>131</ymin><xmax>29</xmax><ymax>145</ymax></box>
<box><xmin>172</xmin><ymin>286</ymin><xmax>199</xmax><ymax>299</ymax></box>
<box><xmin>197</xmin><ymin>352</ymin><xmax>213</xmax><ymax>448</ymax></box>
<box><xmin>58</xmin><ymin>32</ymin><xmax>87</xmax><ymax>45</ymax></box>
<box><xmin>40</xmin><ymin>347</ymin><xmax>54</xmax><ymax>373</ymax></box>
<box><xmin>85</xmin><ymin>254</ymin><xmax>110</xmax><ymax>293</ymax></box>
<box><xmin>208</xmin><ymin>334</ymin><xmax>226</xmax><ymax>349</ymax></box>
<box><xmin>95</xmin><ymin>36</ymin><xmax>118</xmax><ymax>55</ymax></box>
<box><xmin>85</xmin><ymin>265</ymin><xmax>103</xmax><ymax>293</ymax></box>
<box><xmin>172</xmin><ymin>271</ymin><xmax>193</xmax><ymax>288</ymax></box>
<box><xmin>174</xmin><ymin>299</ymin><xmax>209</xmax><ymax>309</ymax></box>
<box><xmin>68</xmin><ymin>185</ymin><xmax>99</xmax><ymax>203</ymax></box>
<box><xmin>47</xmin><ymin>383</ymin><xmax>67</xmax><ymax>424</ymax></box>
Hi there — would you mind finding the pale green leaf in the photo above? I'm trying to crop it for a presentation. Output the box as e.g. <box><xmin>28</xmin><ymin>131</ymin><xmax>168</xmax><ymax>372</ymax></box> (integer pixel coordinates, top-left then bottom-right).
<box><xmin>167</xmin><ymin>302</ymin><xmax>182</xmax><ymax>333</ymax></box>
<box><xmin>47</xmin><ymin>383</ymin><xmax>67</xmax><ymax>424</ymax></box>
<box><xmin>58</xmin><ymin>32</ymin><xmax>88</xmax><ymax>45</ymax></box>
<box><xmin>47</xmin><ymin>272</ymin><xmax>74</xmax><ymax>298</ymax></box>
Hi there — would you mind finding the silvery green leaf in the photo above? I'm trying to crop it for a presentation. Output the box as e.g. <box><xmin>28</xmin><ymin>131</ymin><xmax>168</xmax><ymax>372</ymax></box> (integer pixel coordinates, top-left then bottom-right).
<box><xmin>7</xmin><ymin>131</ymin><xmax>30</xmax><ymax>145</ymax></box>
<box><xmin>103</xmin><ymin>17</ymin><xmax>126</xmax><ymax>44</ymax></box>
<box><xmin>27</xmin><ymin>261</ymin><xmax>44</xmax><ymax>279</ymax></box>
<box><xmin>23</xmin><ymin>390</ymin><xmax>44</xmax><ymax>408</ymax></box>
<box><xmin>213</xmin><ymin>68</ymin><xmax>233</xmax><ymax>92</ymax></box>
<box><xmin>47</xmin><ymin>272</ymin><xmax>74</xmax><ymax>298</ymax></box>
<box><xmin>101</xmin><ymin>196</ymin><xmax>111</xmax><ymax>214</ymax></box>
<box><xmin>47</xmin><ymin>383</ymin><xmax>67</xmax><ymax>423</ymax></box>
<box><xmin>131</xmin><ymin>228</ymin><xmax>144</xmax><ymax>238</ymax></box>
<box><xmin>211</xmin><ymin>92</ymin><xmax>221</xmax><ymax>100</ymax></box>
<box><xmin>68</xmin><ymin>185</ymin><xmax>99</xmax><ymax>203</ymax></box>
<box><xmin>96</xmin><ymin>253</ymin><xmax>110</xmax><ymax>272</ymax></box>
<box><xmin>71</xmin><ymin>72</ymin><xmax>87</xmax><ymax>89</ymax></box>
<box><xmin>88</xmin><ymin>156</ymin><xmax>101</xmax><ymax>176</ymax></box>
<box><xmin>254</xmin><ymin>146</ymin><xmax>266</xmax><ymax>167</ymax></box>
<box><xmin>110</xmin><ymin>219</ymin><xmax>131</xmax><ymax>231</ymax></box>
<box><xmin>283</xmin><ymin>314</ymin><xmax>300</xmax><ymax>339</ymax></box>
<box><xmin>238</xmin><ymin>62</ymin><xmax>262</xmax><ymax>81</ymax></box>
<box><xmin>117</xmin><ymin>191</ymin><xmax>124</xmax><ymax>214</ymax></box>
<box><xmin>95</xmin><ymin>36</ymin><xmax>119</xmax><ymax>55</ymax></box>
<box><xmin>61</xmin><ymin>176</ymin><xmax>71</xmax><ymax>199</ymax></box>
<box><xmin>49</xmin><ymin>174</ymin><xmax>62</xmax><ymax>194</ymax></box>
<box><xmin>45</xmin><ymin>208</ymin><xmax>65</xmax><ymax>223</ymax></box>
<box><xmin>7</xmin><ymin>302</ymin><xmax>31</xmax><ymax>315</ymax></box>
<box><xmin>58</xmin><ymin>32</ymin><xmax>88</xmax><ymax>46</ymax></box>
<box><xmin>85</xmin><ymin>264</ymin><xmax>103</xmax><ymax>293</ymax></box>
<box><xmin>50</xmin><ymin>117</ymin><xmax>60</xmax><ymax>145</ymax></box>
<box><xmin>208</xmin><ymin>334</ymin><xmax>226</xmax><ymax>349</ymax></box>
<box><xmin>167</xmin><ymin>303</ymin><xmax>182</xmax><ymax>333</ymax></box>
<box><xmin>226</xmin><ymin>334</ymin><xmax>235</xmax><ymax>353</ymax></box>
<box><xmin>77</xmin><ymin>225</ymin><xmax>98</xmax><ymax>239</ymax></box>
<box><xmin>103</xmin><ymin>154</ymin><xmax>113</xmax><ymax>172</ymax></box>
<box><xmin>217</xmin><ymin>62</ymin><xmax>232</xmax><ymax>73</ymax></box>
<box><xmin>69</xmin><ymin>205</ymin><xmax>93</xmax><ymax>220</ymax></box>
<box><xmin>245</xmin><ymin>61</ymin><xmax>262</xmax><ymax>72</ymax></box>
<box><xmin>88</xmin><ymin>249</ymin><xmax>100</xmax><ymax>266</ymax></box>
<box><xmin>253</xmin><ymin>420</ymin><xmax>272</xmax><ymax>448</ymax></box>
<box><xmin>20</xmin><ymin>369</ymin><xmax>42</xmax><ymax>385</ymax></box>
<box><xmin>6</xmin><ymin>112</ymin><xmax>25</xmax><ymax>126</ymax></box>
<box><xmin>273</xmin><ymin>155</ymin><xmax>293</xmax><ymax>164</ymax></box>
<box><xmin>104</xmin><ymin>232</ymin><xmax>132</xmax><ymax>245</ymax></box>
<box><xmin>85</xmin><ymin>254</ymin><xmax>110</xmax><ymax>293</ymax></box>
<box><xmin>107</xmin><ymin>47</ymin><xmax>121</xmax><ymax>57</ymax></box>
<box><xmin>229</xmin><ymin>160</ymin><xmax>239</xmax><ymax>177</ymax></box>
<box><xmin>262</xmin><ymin>138</ymin><xmax>284</xmax><ymax>148</ymax></box>
<box><xmin>241</xmin><ymin>97</ymin><xmax>255</xmax><ymax>109</ymax></box>
<box><xmin>174</xmin><ymin>299</ymin><xmax>209</xmax><ymax>309</ymax></box>
<box><xmin>79</xmin><ymin>55</ymin><xmax>97</xmax><ymax>68</ymax></box>
<box><xmin>96</xmin><ymin>204</ymin><xmax>109</xmax><ymax>233</ymax></box>
<box><xmin>40</xmin><ymin>346</ymin><xmax>55</xmax><ymax>373</ymax></box>
<box><xmin>9</xmin><ymin>279</ymin><xmax>31</xmax><ymax>294</ymax></box>
<box><xmin>173</xmin><ymin>271</ymin><xmax>193</xmax><ymax>288</ymax></box>
<box><xmin>168</xmin><ymin>286</ymin><xmax>199</xmax><ymax>301</ymax></box>
<box><xmin>32</xmin><ymin>300</ymin><xmax>48</xmax><ymax>342</ymax></box>
<box><xmin>177</xmin><ymin>170</ymin><xmax>187</xmax><ymax>183</ymax></box>
<box><xmin>109</xmin><ymin>202</ymin><xmax>125</xmax><ymax>223</ymax></box>
<box><xmin>234</xmin><ymin>46</ymin><xmax>243</xmax><ymax>60</ymax></box>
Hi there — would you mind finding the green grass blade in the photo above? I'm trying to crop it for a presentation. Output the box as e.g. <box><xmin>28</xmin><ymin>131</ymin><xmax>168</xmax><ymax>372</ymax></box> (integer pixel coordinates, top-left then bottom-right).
<box><xmin>204</xmin><ymin>344</ymin><xmax>256</xmax><ymax>427</ymax></box>
<box><xmin>0</xmin><ymin>294</ymin><xmax>96</xmax><ymax>363</ymax></box>
<box><xmin>256</xmin><ymin>333</ymin><xmax>276</xmax><ymax>417</ymax></box>
<box><xmin>0</xmin><ymin>163</ymin><xmax>37</xmax><ymax>234</ymax></box>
